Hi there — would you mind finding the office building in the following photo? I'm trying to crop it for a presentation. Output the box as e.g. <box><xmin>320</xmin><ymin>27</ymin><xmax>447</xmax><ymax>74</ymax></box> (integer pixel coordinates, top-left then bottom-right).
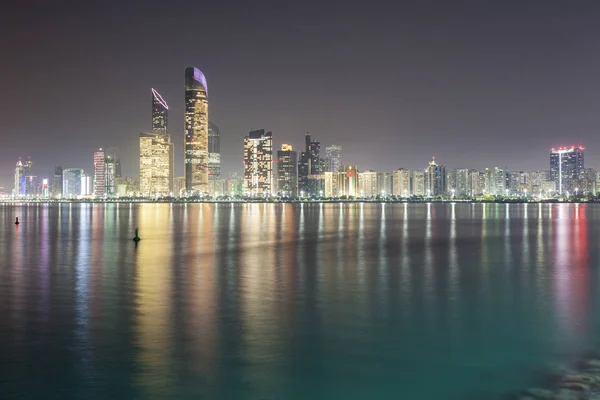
<box><xmin>358</xmin><ymin>170</ymin><xmax>378</xmax><ymax>197</ymax></box>
<box><xmin>550</xmin><ymin>146</ymin><xmax>584</xmax><ymax>195</ymax></box>
<box><xmin>324</xmin><ymin>145</ymin><xmax>342</xmax><ymax>173</ymax></box>
<box><xmin>52</xmin><ymin>165</ymin><xmax>63</xmax><ymax>198</ymax></box>
<box><xmin>208</xmin><ymin>121</ymin><xmax>221</xmax><ymax>179</ymax></box>
<box><xmin>298</xmin><ymin>133</ymin><xmax>322</xmax><ymax>195</ymax></box>
<box><xmin>63</xmin><ymin>168</ymin><xmax>85</xmax><ymax>198</ymax></box>
<box><xmin>425</xmin><ymin>158</ymin><xmax>446</xmax><ymax>196</ymax></box>
<box><xmin>393</xmin><ymin>168</ymin><xmax>411</xmax><ymax>197</ymax></box>
<box><xmin>93</xmin><ymin>149</ymin><xmax>106</xmax><ymax>197</ymax></box>
<box><xmin>243</xmin><ymin>129</ymin><xmax>273</xmax><ymax>196</ymax></box>
<box><xmin>151</xmin><ymin>88</ymin><xmax>168</xmax><ymax>134</ymax></box>
<box><xmin>277</xmin><ymin>144</ymin><xmax>297</xmax><ymax>196</ymax></box>
<box><xmin>139</xmin><ymin>132</ymin><xmax>174</xmax><ymax>196</ymax></box>
<box><xmin>324</xmin><ymin>171</ymin><xmax>344</xmax><ymax>197</ymax></box>
<box><xmin>184</xmin><ymin>66</ymin><xmax>209</xmax><ymax>193</ymax></box>
<box><xmin>377</xmin><ymin>172</ymin><xmax>392</xmax><ymax>195</ymax></box>
<box><xmin>412</xmin><ymin>170</ymin><xmax>425</xmax><ymax>196</ymax></box>
<box><xmin>105</xmin><ymin>153</ymin><xmax>115</xmax><ymax>196</ymax></box>
<box><xmin>453</xmin><ymin>168</ymin><xmax>470</xmax><ymax>197</ymax></box>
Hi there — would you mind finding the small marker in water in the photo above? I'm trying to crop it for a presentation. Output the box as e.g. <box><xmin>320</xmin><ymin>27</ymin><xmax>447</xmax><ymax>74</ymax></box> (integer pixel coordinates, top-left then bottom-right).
<box><xmin>133</xmin><ymin>227</ymin><xmax>140</xmax><ymax>242</ymax></box>
<box><xmin>15</xmin><ymin>217</ymin><xmax>19</xmax><ymax>225</ymax></box>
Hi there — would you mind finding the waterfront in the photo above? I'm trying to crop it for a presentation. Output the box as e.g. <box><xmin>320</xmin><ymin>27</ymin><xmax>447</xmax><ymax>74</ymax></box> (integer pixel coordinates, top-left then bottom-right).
<box><xmin>0</xmin><ymin>203</ymin><xmax>599</xmax><ymax>399</ymax></box>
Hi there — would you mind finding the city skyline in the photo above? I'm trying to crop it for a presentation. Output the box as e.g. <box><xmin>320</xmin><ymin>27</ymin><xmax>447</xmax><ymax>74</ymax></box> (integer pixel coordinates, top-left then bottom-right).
<box><xmin>3</xmin><ymin>2</ymin><xmax>600</xmax><ymax>189</ymax></box>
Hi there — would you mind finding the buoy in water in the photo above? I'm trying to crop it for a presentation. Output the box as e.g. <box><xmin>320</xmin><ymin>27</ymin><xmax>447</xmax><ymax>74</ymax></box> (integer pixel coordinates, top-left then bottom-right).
<box><xmin>133</xmin><ymin>228</ymin><xmax>140</xmax><ymax>242</ymax></box>
<box><xmin>15</xmin><ymin>217</ymin><xmax>19</xmax><ymax>225</ymax></box>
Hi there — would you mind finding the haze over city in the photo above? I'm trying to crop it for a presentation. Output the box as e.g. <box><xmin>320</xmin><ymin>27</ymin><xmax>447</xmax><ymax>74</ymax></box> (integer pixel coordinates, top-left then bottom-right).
<box><xmin>2</xmin><ymin>0</ymin><xmax>600</xmax><ymax>187</ymax></box>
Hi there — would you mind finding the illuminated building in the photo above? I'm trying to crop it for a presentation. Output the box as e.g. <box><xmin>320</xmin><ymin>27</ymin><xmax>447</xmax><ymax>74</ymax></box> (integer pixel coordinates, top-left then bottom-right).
<box><xmin>93</xmin><ymin>149</ymin><xmax>106</xmax><ymax>197</ymax></box>
<box><xmin>358</xmin><ymin>170</ymin><xmax>378</xmax><ymax>196</ymax></box>
<box><xmin>63</xmin><ymin>168</ymin><xmax>84</xmax><ymax>197</ymax></box>
<box><xmin>392</xmin><ymin>168</ymin><xmax>411</xmax><ymax>197</ymax></box>
<box><xmin>277</xmin><ymin>144</ymin><xmax>297</xmax><ymax>196</ymax></box>
<box><xmin>52</xmin><ymin>165</ymin><xmax>63</xmax><ymax>198</ymax></box>
<box><xmin>13</xmin><ymin>159</ymin><xmax>23</xmax><ymax>197</ymax></box>
<box><xmin>340</xmin><ymin>165</ymin><xmax>358</xmax><ymax>197</ymax></box>
<box><xmin>550</xmin><ymin>146</ymin><xmax>584</xmax><ymax>195</ymax></box>
<box><xmin>412</xmin><ymin>170</ymin><xmax>425</xmax><ymax>196</ymax></box>
<box><xmin>243</xmin><ymin>129</ymin><xmax>273</xmax><ymax>196</ymax></box>
<box><xmin>470</xmin><ymin>169</ymin><xmax>484</xmax><ymax>196</ymax></box>
<box><xmin>483</xmin><ymin>167</ymin><xmax>506</xmax><ymax>196</ymax></box>
<box><xmin>324</xmin><ymin>171</ymin><xmax>344</xmax><ymax>197</ymax></box>
<box><xmin>151</xmin><ymin>88</ymin><xmax>168</xmax><ymax>134</ymax></box>
<box><xmin>377</xmin><ymin>172</ymin><xmax>392</xmax><ymax>195</ymax></box>
<box><xmin>298</xmin><ymin>133</ymin><xmax>322</xmax><ymax>195</ymax></box>
<box><xmin>115</xmin><ymin>176</ymin><xmax>139</xmax><ymax>196</ymax></box>
<box><xmin>425</xmin><ymin>158</ymin><xmax>446</xmax><ymax>196</ymax></box>
<box><xmin>208</xmin><ymin>121</ymin><xmax>221</xmax><ymax>179</ymax></box>
<box><xmin>105</xmin><ymin>153</ymin><xmax>115</xmax><ymax>196</ymax></box>
<box><xmin>208</xmin><ymin>179</ymin><xmax>227</xmax><ymax>197</ymax></box>
<box><xmin>139</xmin><ymin>132</ymin><xmax>174</xmax><ymax>196</ymax></box>
<box><xmin>324</xmin><ymin>145</ymin><xmax>342</xmax><ymax>173</ymax></box>
<box><xmin>184</xmin><ymin>66</ymin><xmax>209</xmax><ymax>193</ymax></box>
<box><xmin>453</xmin><ymin>168</ymin><xmax>470</xmax><ymax>196</ymax></box>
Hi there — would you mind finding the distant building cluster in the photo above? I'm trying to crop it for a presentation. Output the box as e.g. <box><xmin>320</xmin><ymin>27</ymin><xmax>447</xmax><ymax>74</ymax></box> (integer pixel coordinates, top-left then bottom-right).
<box><xmin>5</xmin><ymin>65</ymin><xmax>595</xmax><ymax>201</ymax></box>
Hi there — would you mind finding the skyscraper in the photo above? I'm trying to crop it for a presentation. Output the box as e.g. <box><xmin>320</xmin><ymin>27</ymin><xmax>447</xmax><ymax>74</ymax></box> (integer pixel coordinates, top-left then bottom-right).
<box><xmin>14</xmin><ymin>158</ymin><xmax>32</xmax><ymax>197</ymax></box>
<box><xmin>53</xmin><ymin>165</ymin><xmax>63</xmax><ymax>198</ymax></box>
<box><xmin>105</xmin><ymin>153</ymin><xmax>115</xmax><ymax>196</ymax></box>
<box><xmin>63</xmin><ymin>168</ymin><xmax>84</xmax><ymax>198</ymax></box>
<box><xmin>184</xmin><ymin>66</ymin><xmax>209</xmax><ymax>193</ymax></box>
<box><xmin>139</xmin><ymin>132</ymin><xmax>174</xmax><ymax>195</ymax></box>
<box><xmin>277</xmin><ymin>144</ymin><xmax>297</xmax><ymax>196</ymax></box>
<box><xmin>425</xmin><ymin>158</ymin><xmax>446</xmax><ymax>197</ymax></box>
<box><xmin>324</xmin><ymin>145</ymin><xmax>342</xmax><ymax>173</ymax></box>
<box><xmin>151</xmin><ymin>88</ymin><xmax>168</xmax><ymax>134</ymax></box>
<box><xmin>298</xmin><ymin>133</ymin><xmax>322</xmax><ymax>195</ymax></box>
<box><xmin>243</xmin><ymin>129</ymin><xmax>273</xmax><ymax>196</ymax></box>
<box><xmin>358</xmin><ymin>170</ymin><xmax>378</xmax><ymax>197</ymax></box>
<box><xmin>412</xmin><ymin>170</ymin><xmax>425</xmax><ymax>196</ymax></box>
<box><xmin>14</xmin><ymin>159</ymin><xmax>23</xmax><ymax>197</ymax></box>
<box><xmin>393</xmin><ymin>168</ymin><xmax>411</xmax><ymax>197</ymax></box>
<box><xmin>93</xmin><ymin>149</ymin><xmax>106</xmax><ymax>198</ymax></box>
<box><xmin>550</xmin><ymin>146</ymin><xmax>584</xmax><ymax>195</ymax></box>
<box><xmin>208</xmin><ymin>121</ymin><xmax>221</xmax><ymax>179</ymax></box>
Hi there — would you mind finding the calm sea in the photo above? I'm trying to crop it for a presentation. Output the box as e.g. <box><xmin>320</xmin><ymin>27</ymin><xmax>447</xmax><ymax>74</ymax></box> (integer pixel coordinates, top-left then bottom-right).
<box><xmin>0</xmin><ymin>203</ymin><xmax>599</xmax><ymax>399</ymax></box>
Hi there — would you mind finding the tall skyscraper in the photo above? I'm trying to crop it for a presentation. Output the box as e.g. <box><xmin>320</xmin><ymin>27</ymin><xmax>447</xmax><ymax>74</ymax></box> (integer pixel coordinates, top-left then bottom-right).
<box><xmin>298</xmin><ymin>133</ymin><xmax>322</xmax><ymax>195</ymax></box>
<box><xmin>277</xmin><ymin>144</ymin><xmax>297</xmax><ymax>196</ymax></box>
<box><xmin>208</xmin><ymin>121</ymin><xmax>221</xmax><ymax>179</ymax></box>
<box><xmin>412</xmin><ymin>170</ymin><xmax>426</xmax><ymax>196</ymax></box>
<box><xmin>53</xmin><ymin>165</ymin><xmax>63</xmax><ymax>198</ymax></box>
<box><xmin>14</xmin><ymin>158</ymin><xmax>32</xmax><ymax>197</ymax></box>
<box><xmin>105</xmin><ymin>153</ymin><xmax>115</xmax><ymax>196</ymax></box>
<box><xmin>550</xmin><ymin>146</ymin><xmax>584</xmax><ymax>195</ymax></box>
<box><xmin>14</xmin><ymin>159</ymin><xmax>23</xmax><ymax>197</ymax></box>
<box><xmin>324</xmin><ymin>145</ymin><xmax>342</xmax><ymax>173</ymax></box>
<box><xmin>243</xmin><ymin>129</ymin><xmax>273</xmax><ymax>196</ymax></box>
<box><xmin>93</xmin><ymin>149</ymin><xmax>106</xmax><ymax>198</ymax></box>
<box><xmin>454</xmin><ymin>168</ymin><xmax>470</xmax><ymax>196</ymax></box>
<box><xmin>393</xmin><ymin>168</ymin><xmax>411</xmax><ymax>197</ymax></box>
<box><xmin>358</xmin><ymin>170</ymin><xmax>378</xmax><ymax>196</ymax></box>
<box><xmin>425</xmin><ymin>158</ymin><xmax>446</xmax><ymax>196</ymax></box>
<box><xmin>63</xmin><ymin>168</ymin><xmax>84</xmax><ymax>198</ymax></box>
<box><xmin>139</xmin><ymin>132</ymin><xmax>174</xmax><ymax>195</ymax></box>
<box><xmin>151</xmin><ymin>88</ymin><xmax>168</xmax><ymax>134</ymax></box>
<box><xmin>184</xmin><ymin>66</ymin><xmax>209</xmax><ymax>193</ymax></box>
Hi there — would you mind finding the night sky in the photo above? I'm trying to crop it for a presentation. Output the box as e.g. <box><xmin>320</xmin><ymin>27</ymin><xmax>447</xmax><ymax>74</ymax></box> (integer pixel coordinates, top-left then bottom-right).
<box><xmin>2</xmin><ymin>0</ymin><xmax>600</xmax><ymax>188</ymax></box>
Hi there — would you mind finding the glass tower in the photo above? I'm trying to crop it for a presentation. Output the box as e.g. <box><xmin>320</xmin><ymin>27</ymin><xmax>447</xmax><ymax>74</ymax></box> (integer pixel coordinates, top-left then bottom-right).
<box><xmin>277</xmin><ymin>144</ymin><xmax>297</xmax><ymax>196</ymax></box>
<box><xmin>208</xmin><ymin>121</ymin><xmax>221</xmax><ymax>179</ymax></box>
<box><xmin>243</xmin><ymin>129</ymin><xmax>273</xmax><ymax>196</ymax></box>
<box><xmin>152</xmin><ymin>88</ymin><xmax>168</xmax><ymax>134</ymax></box>
<box><xmin>184</xmin><ymin>66</ymin><xmax>209</xmax><ymax>193</ymax></box>
<box><xmin>550</xmin><ymin>146</ymin><xmax>584</xmax><ymax>195</ymax></box>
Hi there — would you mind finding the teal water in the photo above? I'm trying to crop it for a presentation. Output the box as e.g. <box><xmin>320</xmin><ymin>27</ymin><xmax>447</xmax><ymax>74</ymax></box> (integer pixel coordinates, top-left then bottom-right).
<box><xmin>0</xmin><ymin>203</ymin><xmax>599</xmax><ymax>399</ymax></box>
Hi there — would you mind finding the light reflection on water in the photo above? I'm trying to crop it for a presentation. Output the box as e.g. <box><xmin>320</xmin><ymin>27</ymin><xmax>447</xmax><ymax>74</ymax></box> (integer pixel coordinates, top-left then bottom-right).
<box><xmin>0</xmin><ymin>203</ymin><xmax>598</xmax><ymax>399</ymax></box>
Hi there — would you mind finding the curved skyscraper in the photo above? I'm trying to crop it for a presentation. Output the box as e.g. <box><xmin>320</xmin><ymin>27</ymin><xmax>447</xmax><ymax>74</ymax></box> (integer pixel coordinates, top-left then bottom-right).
<box><xmin>184</xmin><ymin>66</ymin><xmax>209</xmax><ymax>193</ymax></box>
<box><xmin>152</xmin><ymin>88</ymin><xmax>168</xmax><ymax>134</ymax></box>
<box><xmin>208</xmin><ymin>121</ymin><xmax>220</xmax><ymax>179</ymax></box>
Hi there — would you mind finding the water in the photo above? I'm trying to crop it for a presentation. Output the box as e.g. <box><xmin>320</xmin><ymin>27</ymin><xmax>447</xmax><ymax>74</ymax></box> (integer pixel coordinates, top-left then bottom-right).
<box><xmin>0</xmin><ymin>202</ymin><xmax>599</xmax><ymax>399</ymax></box>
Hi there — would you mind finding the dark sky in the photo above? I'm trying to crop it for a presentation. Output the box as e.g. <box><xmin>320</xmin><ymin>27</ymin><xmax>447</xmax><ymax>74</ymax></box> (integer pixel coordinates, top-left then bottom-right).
<box><xmin>2</xmin><ymin>0</ymin><xmax>600</xmax><ymax>188</ymax></box>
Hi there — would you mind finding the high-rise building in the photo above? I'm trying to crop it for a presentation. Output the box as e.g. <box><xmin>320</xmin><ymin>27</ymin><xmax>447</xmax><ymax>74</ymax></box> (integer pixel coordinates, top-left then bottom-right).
<box><xmin>377</xmin><ymin>172</ymin><xmax>392</xmax><ymax>195</ymax></box>
<box><xmin>324</xmin><ymin>171</ymin><xmax>344</xmax><ymax>197</ymax></box>
<box><xmin>53</xmin><ymin>165</ymin><xmax>63</xmax><ymax>198</ymax></box>
<box><xmin>63</xmin><ymin>168</ymin><xmax>85</xmax><ymax>197</ymax></box>
<box><xmin>412</xmin><ymin>170</ymin><xmax>425</xmax><ymax>196</ymax></box>
<box><xmin>298</xmin><ymin>133</ymin><xmax>322</xmax><ymax>195</ymax></box>
<box><xmin>469</xmin><ymin>169</ymin><xmax>484</xmax><ymax>196</ymax></box>
<box><xmin>208</xmin><ymin>121</ymin><xmax>221</xmax><ymax>179</ymax></box>
<box><xmin>358</xmin><ymin>170</ymin><xmax>378</xmax><ymax>197</ymax></box>
<box><xmin>14</xmin><ymin>159</ymin><xmax>23</xmax><ymax>197</ymax></box>
<box><xmin>340</xmin><ymin>165</ymin><xmax>358</xmax><ymax>197</ymax></box>
<box><xmin>324</xmin><ymin>145</ymin><xmax>342</xmax><ymax>173</ymax></box>
<box><xmin>277</xmin><ymin>144</ymin><xmax>297</xmax><ymax>196</ymax></box>
<box><xmin>184</xmin><ymin>66</ymin><xmax>209</xmax><ymax>193</ymax></box>
<box><xmin>484</xmin><ymin>167</ymin><xmax>506</xmax><ymax>196</ymax></box>
<box><xmin>454</xmin><ymin>168</ymin><xmax>470</xmax><ymax>197</ymax></box>
<box><xmin>550</xmin><ymin>146</ymin><xmax>584</xmax><ymax>195</ymax></box>
<box><xmin>425</xmin><ymin>158</ymin><xmax>446</xmax><ymax>196</ymax></box>
<box><xmin>139</xmin><ymin>132</ymin><xmax>174</xmax><ymax>196</ymax></box>
<box><xmin>105</xmin><ymin>153</ymin><xmax>115</xmax><ymax>196</ymax></box>
<box><xmin>93</xmin><ymin>149</ymin><xmax>106</xmax><ymax>198</ymax></box>
<box><xmin>243</xmin><ymin>129</ymin><xmax>273</xmax><ymax>196</ymax></box>
<box><xmin>393</xmin><ymin>168</ymin><xmax>411</xmax><ymax>197</ymax></box>
<box><xmin>151</xmin><ymin>88</ymin><xmax>168</xmax><ymax>134</ymax></box>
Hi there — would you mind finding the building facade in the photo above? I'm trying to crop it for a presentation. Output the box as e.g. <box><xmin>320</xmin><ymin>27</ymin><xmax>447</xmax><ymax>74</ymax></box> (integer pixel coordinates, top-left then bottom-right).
<box><xmin>152</xmin><ymin>88</ymin><xmax>168</xmax><ymax>134</ymax></box>
<box><xmin>208</xmin><ymin>121</ymin><xmax>221</xmax><ymax>179</ymax></box>
<box><xmin>184</xmin><ymin>66</ymin><xmax>209</xmax><ymax>193</ymax></box>
<box><xmin>425</xmin><ymin>158</ymin><xmax>446</xmax><ymax>197</ymax></box>
<box><xmin>63</xmin><ymin>168</ymin><xmax>85</xmax><ymax>198</ymax></box>
<box><xmin>550</xmin><ymin>146</ymin><xmax>584</xmax><ymax>195</ymax></box>
<box><xmin>139</xmin><ymin>132</ymin><xmax>174</xmax><ymax>196</ymax></box>
<box><xmin>412</xmin><ymin>170</ymin><xmax>425</xmax><ymax>196</ymax></box>
<box><xmin>393</xmin><ymin>168</ymin><xmax>411</xmax><ymax>197</ymax></box>
<box><xmin>358</xmin><ymin>170</ymin><xmax>378</xmax><ymax>197</ymax></box>
<box><xmin>93</xmin><ymin>149</ymin><xmax>106</xmax><ymax>198</ymax></box>
<box><xmin>298</xmin><ymin>133</ymin><xmax>322</xmax><ymax>195</ymax></box>
<box><xmin>324</xmin><ymin>145</ymin><xmax>342</xmax><ymax>173</ymax></box>
<box><xmin>243</xmin><ymin>129</ymin><xmax>273</xmax><ymax>196</ymax></box>
<box><xmin>276</xmin><ymin>144</ymin><xmax>297</xmax><ymax>196</ymax></box>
